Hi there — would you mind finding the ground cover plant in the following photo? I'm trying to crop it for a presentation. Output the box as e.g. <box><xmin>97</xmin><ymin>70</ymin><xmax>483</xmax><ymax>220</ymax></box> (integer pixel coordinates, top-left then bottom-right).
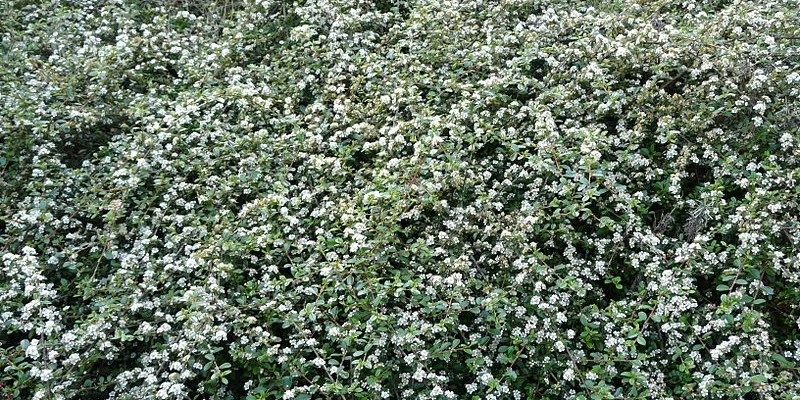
<box><xmin>1</xmin><ymin>0</ymin><xmax>800</xmax><ymax>399</ymax></box>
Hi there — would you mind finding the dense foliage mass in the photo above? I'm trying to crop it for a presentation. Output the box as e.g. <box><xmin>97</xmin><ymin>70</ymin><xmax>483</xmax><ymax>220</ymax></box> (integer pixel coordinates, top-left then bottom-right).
<box><xmin>1</xmin><ymin>0</ymin><xmax>800</xmax><ymax>399</ymax></box>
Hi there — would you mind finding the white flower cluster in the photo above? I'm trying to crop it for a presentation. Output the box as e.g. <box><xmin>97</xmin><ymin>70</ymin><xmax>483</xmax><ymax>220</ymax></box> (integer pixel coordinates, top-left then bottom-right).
<box><xmin>1</xmin><ymin>0</ymin><xmax>799</xmax><ymax>399</ymax></box>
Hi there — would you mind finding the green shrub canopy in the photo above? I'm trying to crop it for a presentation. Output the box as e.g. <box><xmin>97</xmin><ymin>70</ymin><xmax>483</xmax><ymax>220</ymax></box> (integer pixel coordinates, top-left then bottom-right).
<box><xmin>1</xmin><ymin>0</ymin><xmax>799</xmax><ymax>399</ymax></box>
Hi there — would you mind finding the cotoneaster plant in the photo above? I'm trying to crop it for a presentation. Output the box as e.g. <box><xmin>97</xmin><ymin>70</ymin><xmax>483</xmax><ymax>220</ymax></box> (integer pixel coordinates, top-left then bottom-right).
<box><xmin>1</xmin><ymin>0</ymin><xmax>799</xmax><ymax>399</ymax></box>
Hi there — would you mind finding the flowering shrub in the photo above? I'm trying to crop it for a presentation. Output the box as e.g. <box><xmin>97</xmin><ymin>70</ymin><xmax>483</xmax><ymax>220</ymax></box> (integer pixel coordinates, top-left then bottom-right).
<box><xmin>1</xmin><ymin>0</ymin><xmax>800</xmax><ymax>399</ymax></box>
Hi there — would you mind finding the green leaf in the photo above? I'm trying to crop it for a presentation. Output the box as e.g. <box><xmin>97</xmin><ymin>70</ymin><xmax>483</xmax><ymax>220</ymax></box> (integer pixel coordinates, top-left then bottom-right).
<box><xmin>773</xmin><ymin>354</ymin><xmax>795</xmax><ymax>368</ymax></box>
<box><xmin>651</xmin><ymin>314</ymin><xmax>662</xmax><ymax>323</ymax></box>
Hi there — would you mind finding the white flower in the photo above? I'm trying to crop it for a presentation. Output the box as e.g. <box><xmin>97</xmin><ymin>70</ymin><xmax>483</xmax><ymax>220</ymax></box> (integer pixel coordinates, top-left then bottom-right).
<box><xmin>563</xmin><ymin>368</ymin><xmax>575</xmax><ymax>381</ymax></box>
<box><xmin>25</xmin><ymin>339</ymin><xmax>40</xmax><ymax>359</ymax></box>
